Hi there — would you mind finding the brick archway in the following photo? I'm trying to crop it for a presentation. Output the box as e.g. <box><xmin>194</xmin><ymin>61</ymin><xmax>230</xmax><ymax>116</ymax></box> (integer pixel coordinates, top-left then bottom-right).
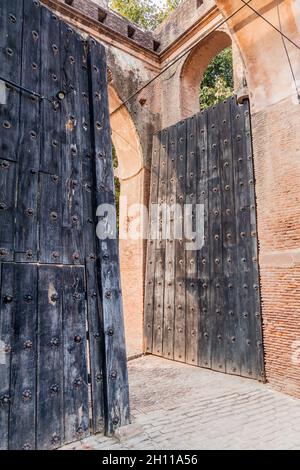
<box><xmin>108</xmin><ymin>84</ymin><xmax>146</xmax><ymax>358</ymax></box>
<box><xmin>180</xmin><ymin>29</ymin><xmax>231</xmax><ymax>118</ymax></box>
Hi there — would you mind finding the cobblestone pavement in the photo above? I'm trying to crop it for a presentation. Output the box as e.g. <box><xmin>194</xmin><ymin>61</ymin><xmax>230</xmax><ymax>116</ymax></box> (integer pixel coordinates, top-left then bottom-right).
<box><xmin>61</xmin><ymin>355</ymin><xmax>300</xmax><ymax>450</ymax></box>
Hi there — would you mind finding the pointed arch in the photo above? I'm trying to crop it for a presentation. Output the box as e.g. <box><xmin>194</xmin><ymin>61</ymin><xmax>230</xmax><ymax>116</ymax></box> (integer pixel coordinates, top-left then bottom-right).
<box><xmin>180</xmin><ymin>29</ymin><xmax>231</xmax><ymax>119</ymax></box>
<box><xmin>108</xmin><ymin>83</ymin><xmax>145</xmax><ymax>358</ymax></box>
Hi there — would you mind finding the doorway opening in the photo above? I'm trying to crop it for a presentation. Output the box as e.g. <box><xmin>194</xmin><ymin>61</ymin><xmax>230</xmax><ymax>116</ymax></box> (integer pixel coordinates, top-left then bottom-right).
<box><xmin>108</xmin><ymin>83</ymin><xmax>146</xmax><ymax>358</ymax></box>
<box><xmin>180</xmin><ymin>30</ymin><xmax>232</xmax><ymax>119</ymax></box>
<box><xmin>199</xmin><ymin>46</ymin><xmax>233</xmax><ymax>110</ymax></box>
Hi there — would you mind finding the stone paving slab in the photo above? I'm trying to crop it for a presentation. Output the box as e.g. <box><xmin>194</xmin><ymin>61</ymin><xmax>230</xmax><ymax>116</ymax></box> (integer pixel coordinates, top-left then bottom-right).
<box><xmin>61</xmin><ymin>355</ymin><xmax>300</xmax><ymax>450</ymax></box>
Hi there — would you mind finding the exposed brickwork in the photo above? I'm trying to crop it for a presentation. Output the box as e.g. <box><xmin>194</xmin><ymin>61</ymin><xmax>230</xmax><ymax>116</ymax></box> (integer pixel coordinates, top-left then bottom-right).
<box><xmin>261</xmin><ymin>266</ymin><xmax>300</xmax><ymax>398</ymax></box>
<box><xmin>253</xmin><ymin>100</ymin><xmax>300</xmax><ymax>252</ymax></box>
<box><xmin>251</xmin><ymin>97</ymin><xmax>300</xmax><ymax>398</ymax></box>
<box><xmin>55</xmin><ymin>0</ymin><xmax>156</xmax><ymax>51</ymax></box>
<box><xmin>154</xmin><ymin>0</ymin><xmax>216</xmax><ymax>52</ymax></box>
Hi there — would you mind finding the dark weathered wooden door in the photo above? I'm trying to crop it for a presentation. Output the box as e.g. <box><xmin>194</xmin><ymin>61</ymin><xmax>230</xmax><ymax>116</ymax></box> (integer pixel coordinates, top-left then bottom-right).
<box><xmin>144</xmin><ymin>96</ymin><xmax>265</xmax><ymax>381</ymax></box>
<box><xmin>0</xmin><ymin>0</ymin><xmax>129</xmax><ymax>450</ymax></box>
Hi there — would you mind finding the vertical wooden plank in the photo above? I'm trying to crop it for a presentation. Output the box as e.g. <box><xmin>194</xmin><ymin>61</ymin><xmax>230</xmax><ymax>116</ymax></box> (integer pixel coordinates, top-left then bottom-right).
<box><xmin>15</xmin><ymin>0</ymin><xmax>42</xmax><ymax>263</ymax></box>
<box><xmin>82</xmin><ymin>152</ymin><xmax>97</xmax><ymax>264</ymax></box>
<box><xmin>197</xmin><ymin>110</ymin><xmax>211</xmax><ymax>369</ymax></box>
<box><xmin>174</xmin><ymin>119</ymin><xmax>187</xmax><ymax>363</ymax></box>
<box><xmin>162</xmin><ymin>125</ymin><xmax>177</xmax><ymax>360</ymax></box>
<box><xmin>243</xmin><ymin>99</ymin><xmax>265</xmax><ymax>381</ymax></box>
<box><xmin>37</xmin><ymin>266</ymin><xmax>64</xmax><ymax>450</ymax></box>
<box><xmin>208</xmin><ymin>105</ymin><xmax>225</xmax><ymax>373</ymax></box>
<box><xmin>9</xmin><ymin>264</ymin><xmax>37</xmax><ymax>450</ymax></box>
<box><xmin>152</xmin><ymin>129</ymin><xmax>168</xmax><ymax>357</ymax></box>
<box><xmin>86</xmin><ymin>261</ymin><xmax>105</xmax><ymax>434</ymax></box>
<box><xmin>0</xmin><ymin>263</ymin><xmax>14</xmax><ymax>450</ymax></box>
<box><xmin>0</xmin><ymin>160</ymin><xmax>16</xmax><ymax>262</ymax></box>
<box><xmin>39</xmin><ymin>7</ymin><xmax>63</xmax><ymax>265</ymax></box>
<box><xmin>63</xmin><ymin>266</ymin><xmax>89</xmax><ymax>444</ymax></box>
<box><xmin>185</xmin><ymin>116</ymin><xmax>199</xmax><ymax>365</ymax></box>
<box><xmin>80</xmin><ymin>41</ymin><xmax>97</xmax><ymax>264</ymax></box>
<box><xmin>77</xmin><ymin>36</ymin><xmax>106</xmax><ymax>434</ymax></box>
<box><xmin>88</xmin><ymin>38</ymin><xmax>130</xmax><ymax>435</ymax></box>
<box><xmin>0</xmin><ymin>0</ymin><xmax>23</xmax><ymax>163</ymax></box>
<box><xmin>231</xmin><ymin>96</ymin><xmax>254</xmax><ymax>378</ymax></box>
<box><xmin>75</xmin><ymin>33</ymin><xmax>106</xmax><ymax>435</ymax></box>
<box><xmin>218</xmin><ymin>99</ymin><xmax>241</xmax><ymax>376</ymax></box>
<box><xmin>39</xmin><ymin>172</ymin><xmax>63</xmax><ymax>264</ymax></box>
<box><xmin>40</xmin><ymin>6</ymin><xmax>62</xmax><ymax>175</ymax></box>
<box><xmin>60</xmin><ymin>23</ymin><xmax>84</xmax><ymax>266</ymax></box>
<box><xmin>144</xmin><ymin>133</ymin><xmax>161</xmax><ymax>354</ymax></box>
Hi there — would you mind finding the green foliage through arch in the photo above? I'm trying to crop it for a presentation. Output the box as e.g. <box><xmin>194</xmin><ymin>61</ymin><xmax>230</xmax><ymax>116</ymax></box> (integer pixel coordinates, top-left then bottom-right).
<box><xmin>200</xmin><ymin>47</ymin><xmax>234</xmax><ymax>110</ymax></box>
<box><xmin>109</xmin><ymin>0</ymin><xmax>182</xmax><ymax>30</ymax></box>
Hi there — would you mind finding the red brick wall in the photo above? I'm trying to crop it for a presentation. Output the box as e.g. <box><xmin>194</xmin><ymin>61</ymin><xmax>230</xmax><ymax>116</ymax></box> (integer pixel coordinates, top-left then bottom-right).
<box><xmin>55</xmin><ymin>0</ymin><xmax>155</xmax><ymax>50</ymax></box>
<box><xmin>253</xmin><ymin>97</ymin><xmax>300</xmax><ymax>398</ymax></box>
<box><xmin>261</xmin><ymin>266</ymin><xmax>300</xmax><ymax>397</ymax></box>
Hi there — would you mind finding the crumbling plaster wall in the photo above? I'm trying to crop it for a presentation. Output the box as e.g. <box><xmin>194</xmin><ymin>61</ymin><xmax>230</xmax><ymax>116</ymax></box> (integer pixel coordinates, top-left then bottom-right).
<box><xmin>90</xmin><ymin>0</ymin><xmax>108</xmax><ymax>8</ymax></box>
<box><xmin>106</xmin><ymin>46</ymin><xmax>160</xmax><ymax>170</ymax></box>
<box><xmin>154</xmin><ymin>0</ymin><xmax>216</xmax><ymax>51</ymax></box>
<box><xmin>104</xmin><ymin>43</ymin><xmax>161</xmax><ymax>358</ymax></box>
<box><xmin>102</xmin><ymin>47</ymin><xmax>158</xmax><ymax>358</ymax></box>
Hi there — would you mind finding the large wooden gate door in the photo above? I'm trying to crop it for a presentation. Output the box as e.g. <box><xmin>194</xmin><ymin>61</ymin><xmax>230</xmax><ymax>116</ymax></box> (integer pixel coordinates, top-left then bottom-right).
<box><xmin>145</xmin><ymin>96</ymin><xmax>265</xmax><ymax>381</ymax></box>
<box><xmin>0</xmin><ymin>0</ymin><xmax>129</xmax><ymax>450</ymax></box>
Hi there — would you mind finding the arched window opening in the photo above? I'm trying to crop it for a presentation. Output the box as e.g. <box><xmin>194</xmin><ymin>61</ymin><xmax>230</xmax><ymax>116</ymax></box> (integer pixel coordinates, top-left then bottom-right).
<box><xmin>180</xmin><ymin>31</ymin><xmax>232</xmax><ymax>120</ymax></box>
<box><xmin>200</xmin><ymin>46</ymin><xmax>233</xmax><ymax>110</ymax></box>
